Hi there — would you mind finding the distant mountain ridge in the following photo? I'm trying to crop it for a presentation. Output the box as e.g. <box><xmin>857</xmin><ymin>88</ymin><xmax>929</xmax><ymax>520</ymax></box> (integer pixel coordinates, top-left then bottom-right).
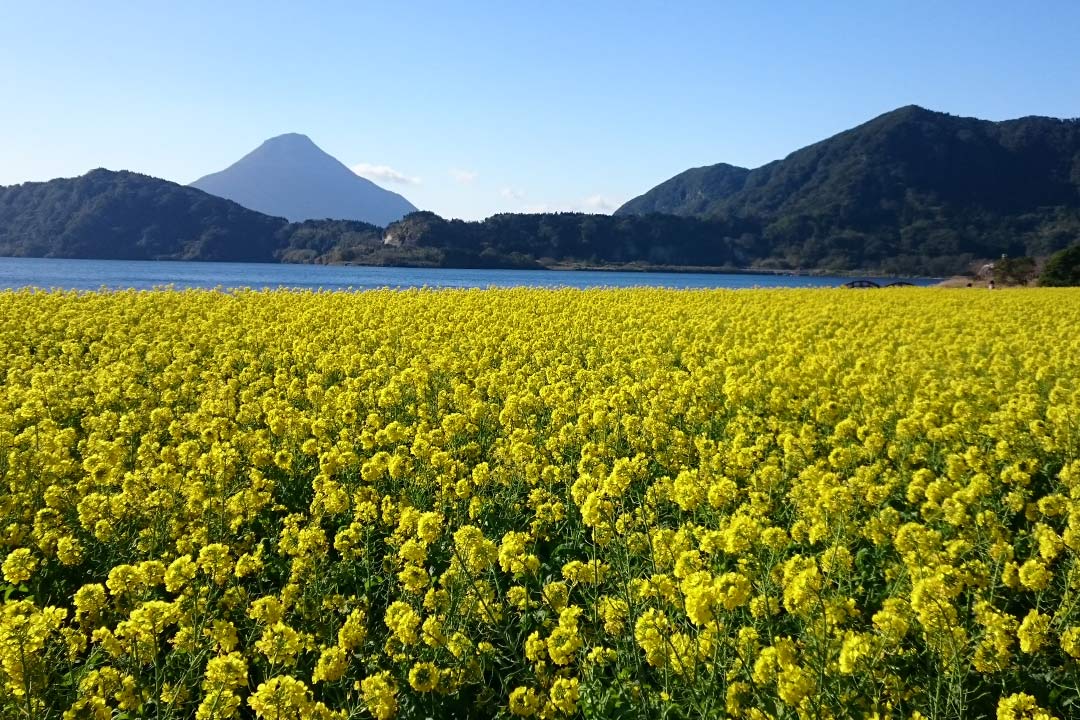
<box><xmin>2</xmin><ymin>106</ymin><xmax>1079</xmax><ymax>275</ymax></box>
<box><xmin>0</xmin><ymin>170</ymin><xmax>750</xmax><ymax>268</ymax></box>
<box><xmin>615</xmin><ymin>107</ymin><xmax>1080</xmax><ymax>269</ymax></box>
<box><xmin>617</xmin><ymin>106</ymin><xmax>1080</xmax><ymax>219</ymax></box>
<box><xmin>191</xmin><ymin>133</ymin><xmax>417</xmax><ymax>226</ymax></box>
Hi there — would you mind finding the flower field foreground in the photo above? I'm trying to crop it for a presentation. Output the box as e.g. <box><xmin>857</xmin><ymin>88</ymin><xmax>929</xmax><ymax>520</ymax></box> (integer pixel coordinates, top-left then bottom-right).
<box><xmin>1</xmin><ymin>287</ymin><xmax>1079</xmax><ymax>720</ymax></box>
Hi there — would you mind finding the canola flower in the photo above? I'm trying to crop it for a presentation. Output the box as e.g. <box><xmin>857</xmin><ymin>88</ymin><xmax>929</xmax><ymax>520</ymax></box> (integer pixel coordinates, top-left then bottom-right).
<box><xmin>0</xmin><ymin>286</ymin><xmax>1078</xmax><ymax>719</ymax></box>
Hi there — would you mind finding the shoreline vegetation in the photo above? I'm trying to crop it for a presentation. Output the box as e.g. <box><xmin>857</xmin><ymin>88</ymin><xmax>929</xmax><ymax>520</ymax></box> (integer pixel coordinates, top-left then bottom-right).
<box><xmin>333</xmin><ymin>256</ymin><xmax>938</xmax><ymax>280</ymax></box>
<box><xmin>5</xmin><ymin>104</ymin><xmax>1080</xmax><ymax>287</ymax></box>
<box><xmin>2</xmin><ymin>107</ymin><xmax>1079</xmax><ymax>284</ymax></box>
<box><xmin>1</xmin><ymin>159</ymin><xmax>1077</xmax><ymax>283</ymax></box>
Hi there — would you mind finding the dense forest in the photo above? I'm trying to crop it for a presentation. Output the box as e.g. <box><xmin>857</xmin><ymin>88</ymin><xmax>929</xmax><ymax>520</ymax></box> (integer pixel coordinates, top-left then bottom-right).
<box><xmin>1039</xmin><ymin>242</ymin><xmax>1080</xmax><ymax>286</ymax></box>
<box><xmin>0</xmin><ymin>172</ymin><xmax>754</xmax><ymax>269</ymax></box>
<box><xmin>2</xmin><ymin>105</ymin><xmax>1080</xmax><ymax>276</ymax></box>
<box><xmin>0</xmin><ymin>170</ymin><xmax>288</xmax><ymax>262</ymax></box>
<box><xmin>0</xmin><ymin>171</ymin><xmax>390</xmax><ymax>264</ymax></box>
<box><xmin>617</xmin><ymin>106</ymin><xmax>1080</xmax><ymax>274</ymax></box>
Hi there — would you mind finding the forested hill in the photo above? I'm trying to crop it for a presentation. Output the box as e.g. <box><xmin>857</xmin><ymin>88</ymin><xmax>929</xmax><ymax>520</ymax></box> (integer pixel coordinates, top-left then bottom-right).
<box><xmin>616</xmin><ymin>106</ymin><xmax>1080</xmax><ymax>269</ymax></box>
<box><xmin>5</xmin><ymin>104</ymin><xmax>1080</xmax><ymax>277</ymax></box>
<box><xmin>0</xmin><ymin>170</ymin><xmax>290</xmax><ymax>261</ymax></box>
<box><xmin>616</xmin><ymin>163</ymin><xmax>751</xmax><ymax>217</ymax></box>
<box><xmin>0</xmin><ymin>170</ymin><xmax>391</xmax><ymax>264</ymax></box>
<box><xmin>0</xmin><ymin>169</ymin><xmax>749</xmax><ymax>269</ymax></box>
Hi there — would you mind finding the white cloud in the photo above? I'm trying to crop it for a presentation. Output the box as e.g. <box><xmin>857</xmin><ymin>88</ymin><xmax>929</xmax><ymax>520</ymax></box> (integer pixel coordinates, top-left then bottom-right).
<box><xmin>515</xmin><ymin>194</ymin><xmax>621</xmax><ymax>215</ymax></box>
<box><xmin>499</xmin><ymin>187</ymin><xmax>525</xmax><ymax>201</ymax></box>
<box><xmin>351</xmin><ymin>163</ymin><xmax>420</xmax><ymax>185</ymax></box>
<box><xmin>579</xmin><ymin>194</ymin><xmax>619</xmax><ymax>213</ymax></box>
<box><xmin>451</xmin><ymin>168</ymin><xmax>478</xmax><ymax>184</ymax></box>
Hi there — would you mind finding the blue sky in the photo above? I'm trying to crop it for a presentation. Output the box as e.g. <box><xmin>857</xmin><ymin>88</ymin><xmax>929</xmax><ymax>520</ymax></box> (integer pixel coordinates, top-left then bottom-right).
<box><xmin>2</xmin><ymin>1</ymin><xmax>1079</xmax><ymax>220</ymax></box>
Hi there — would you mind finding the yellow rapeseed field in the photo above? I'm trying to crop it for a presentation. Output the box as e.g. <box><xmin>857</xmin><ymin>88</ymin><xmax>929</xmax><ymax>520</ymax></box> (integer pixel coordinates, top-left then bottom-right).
<box><xmin>0</xmin><ymin>287</ymin><xmax>1078</xmax><ymax>720</ymax></box>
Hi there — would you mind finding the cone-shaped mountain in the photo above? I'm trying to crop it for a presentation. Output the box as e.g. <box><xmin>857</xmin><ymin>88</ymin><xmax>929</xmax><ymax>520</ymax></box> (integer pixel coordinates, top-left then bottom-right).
<box><xmin>191</xmin><ymin>134</ymin><xmax>417</xmax><ymax>226</ymax></box>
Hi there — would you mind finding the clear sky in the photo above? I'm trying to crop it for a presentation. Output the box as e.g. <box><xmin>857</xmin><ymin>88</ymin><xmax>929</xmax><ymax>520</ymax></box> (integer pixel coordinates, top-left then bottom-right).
<box><xmin>2</xmin><ymin>1</ymin><xmax>1079</xmax><ymax>220</ymax></box>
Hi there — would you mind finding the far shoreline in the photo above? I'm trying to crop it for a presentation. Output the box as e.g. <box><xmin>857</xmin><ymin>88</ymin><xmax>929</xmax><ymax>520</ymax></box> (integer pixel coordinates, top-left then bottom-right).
<box><xmin>334</xmin><ymin>258</ymin><xmax>939</xmax><ymax>281</ymax></box>
<box><xmin>0</xmin><ymin>254</ymin><xmax>941</xmax><ymax>283</ymax></box>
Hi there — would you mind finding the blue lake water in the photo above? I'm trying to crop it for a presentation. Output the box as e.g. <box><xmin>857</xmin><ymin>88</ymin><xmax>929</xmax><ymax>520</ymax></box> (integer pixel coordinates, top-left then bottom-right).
<box><xmin>0</xmin><ymin>257</ymin><xmax>937</xmax><ymax>291</ymax></box>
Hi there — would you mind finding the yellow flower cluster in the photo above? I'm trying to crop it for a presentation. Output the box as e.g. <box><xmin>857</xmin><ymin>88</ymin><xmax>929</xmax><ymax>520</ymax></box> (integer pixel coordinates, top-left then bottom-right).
<box><xmin>0</xmin><ymin>286</ymin><xmax>1078</xmax><ymax>719</ymax></box>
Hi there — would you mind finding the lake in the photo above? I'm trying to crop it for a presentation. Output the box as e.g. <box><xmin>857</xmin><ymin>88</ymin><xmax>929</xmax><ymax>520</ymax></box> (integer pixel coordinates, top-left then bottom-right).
<box><xmin>0</xmin><ymin>257</ymin><xmax>937</xmax><ymax>291</ymax></box>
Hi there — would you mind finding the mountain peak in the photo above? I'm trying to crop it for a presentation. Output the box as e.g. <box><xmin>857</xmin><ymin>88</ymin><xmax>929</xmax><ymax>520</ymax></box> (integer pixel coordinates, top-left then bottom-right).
<box><xmin>267</xmin><ymin>132</ymin><xmax>313</xmax><ymax>142</ymax></box>
<box><xmin>257</xmin><ymin>133</ymin><xmax>319</xmax><ymax>151</ymax></box>
<box><xmin>241</xmin><ymin>133</ymin><xmax>335</xmax><ymax>166</ymax></box>
<box><xmin>872</xmin><ymin>104</ymin><xmax>947</xmax><ymax>124</ymax></box>
<box><xmin>191</xmin><ymin>134</ymin><xmax>418</xmax><ymax>226</ymax></box>
<box><xmin>889</xmin><ymin>104</ymin><xmax>934</xmax><ymax>115</ymax></box>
